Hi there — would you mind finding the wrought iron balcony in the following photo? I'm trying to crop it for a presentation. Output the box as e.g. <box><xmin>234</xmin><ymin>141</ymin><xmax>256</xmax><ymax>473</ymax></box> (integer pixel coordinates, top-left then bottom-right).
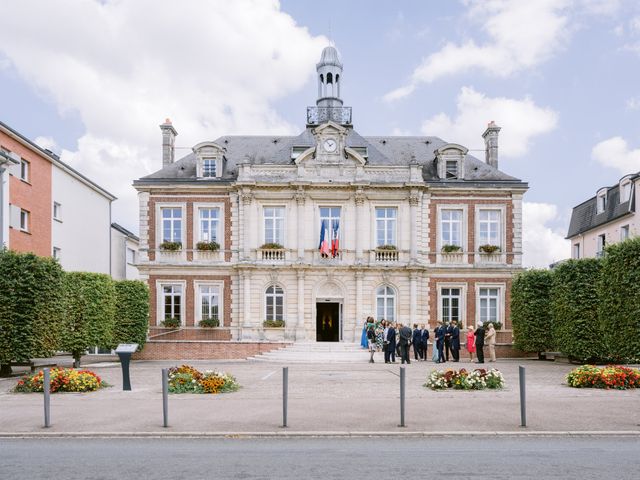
<box><xmin>307</xmin><ymin>106</ymin><xmax>352</xmax><ymax>125</ymax></box>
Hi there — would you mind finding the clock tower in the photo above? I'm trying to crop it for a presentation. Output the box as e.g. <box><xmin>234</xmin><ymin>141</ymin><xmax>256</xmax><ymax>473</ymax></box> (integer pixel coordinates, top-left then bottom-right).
<box><xmin>307</xmin><ymin>46</ymin><xmax>352</xmax><ymax>126</ymax></box>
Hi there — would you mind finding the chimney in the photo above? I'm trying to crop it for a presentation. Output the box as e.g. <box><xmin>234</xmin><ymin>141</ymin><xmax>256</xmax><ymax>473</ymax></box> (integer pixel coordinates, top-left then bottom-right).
<box><xmin>482</xmin><ymin>121</ymin><xmax>501</xmax><ymax>169</ymax></box>
<box><xmin>160</xmin><ymin>118</ymin><xmax>178</xmax><ymax>168</ymax></box>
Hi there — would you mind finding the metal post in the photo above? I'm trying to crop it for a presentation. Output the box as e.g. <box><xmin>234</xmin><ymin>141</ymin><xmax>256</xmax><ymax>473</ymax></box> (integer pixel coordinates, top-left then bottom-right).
<box><xmin>519</xmin><ymin>366</ymin><xmax>526</xmax><ymax>427</ymax></box>
<box><xmin>43</xmin><ymin>368</ymin><xmax>51</xmax><ymax>428</ymax></box>
<box><xmin>399</xmin><ymin>366</ymin><xmax>406</xmax><ymax>427</ymax></box>
<box><xmin>162</xmin><ymin>368</ymin><xmax>169</xmax><ymax>428</ymax></box>
<box><xmin>282</xmin><ymin>367</ymin><xmax>288</xmax><ymax>428</ymax></box>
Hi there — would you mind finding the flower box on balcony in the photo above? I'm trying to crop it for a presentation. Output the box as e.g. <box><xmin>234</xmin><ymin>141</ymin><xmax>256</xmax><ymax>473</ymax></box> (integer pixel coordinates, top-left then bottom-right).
<box><xmin>479</xmin><ymin>244</ymin><xmax>501</xmax><ymax>254</ymax></box>
<box><xmin>160</xmin><ymin>241</ymin><xmax>182</xmax><ymax>251</ymax></box>
<box><xmin>161</xmin><ymin>317</ymin><xmax>181</xmax><ymax>329</ymax></box>
<box><xmin>199</xmin><ymin>317</ymin><xmax>220</xmax><ymax>328</ymax></box>
<box><xmin>196</xmin><ymin>241</ymin><xmax>220</xmax><ymax>251</ymax></box>
<box><xmin>376</xmin><ymin>244</ymin><xmax>397</xmax><ymax>251</ymax></box>
<box><xmin>263</xmin><ymin>319</ymin><xmax>285</xmax><ymax>328</ymax></box>
<box><xmin>441</xmin><ymin>244</ymin><xmax>462</xmax><ymax>253</ymax></box>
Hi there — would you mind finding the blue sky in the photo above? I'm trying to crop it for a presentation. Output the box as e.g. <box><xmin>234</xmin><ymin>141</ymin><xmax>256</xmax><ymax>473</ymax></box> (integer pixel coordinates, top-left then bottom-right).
<box><xmin>1</xmin><ymin>0</ymin><xmax>639</xmax><ymax>266</ymax></box>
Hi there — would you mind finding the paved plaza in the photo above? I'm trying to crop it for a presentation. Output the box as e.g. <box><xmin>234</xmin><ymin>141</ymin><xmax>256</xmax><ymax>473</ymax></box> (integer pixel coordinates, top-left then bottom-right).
<box><xmin>0</xmin><ymin>355</ymin><xmax>639</xmax><ymax>435</ymax></box>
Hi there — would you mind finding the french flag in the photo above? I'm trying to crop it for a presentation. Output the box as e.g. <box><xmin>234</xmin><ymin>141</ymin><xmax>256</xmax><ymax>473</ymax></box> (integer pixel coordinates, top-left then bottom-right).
<box><xmin>319</xmin><ymin>220</ymin><xmax>330</xmax><ymax>257</ymax></box>
<box><xmin>331</xmin><ymin>219</ymin><xmax>340</xmax><ymax>258</ymax></box>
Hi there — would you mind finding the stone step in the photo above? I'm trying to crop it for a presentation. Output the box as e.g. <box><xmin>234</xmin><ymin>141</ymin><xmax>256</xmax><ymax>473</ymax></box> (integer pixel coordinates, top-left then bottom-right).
<box><xmin>248</xmin><ymin>342</ymin><xmax>373</xmax><ymax>363</ymax></box>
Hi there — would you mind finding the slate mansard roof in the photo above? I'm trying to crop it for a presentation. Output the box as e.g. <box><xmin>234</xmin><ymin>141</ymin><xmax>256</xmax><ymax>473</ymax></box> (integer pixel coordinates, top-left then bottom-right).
<box><xmin>136</xmin><ymin>126</ymin><xmax>526</xmax><ymax>187</ymax></box>
<box><xmin>567</xmin><ymin>174</ymin><xmax>638</xmax><ymax>239</ymax></box>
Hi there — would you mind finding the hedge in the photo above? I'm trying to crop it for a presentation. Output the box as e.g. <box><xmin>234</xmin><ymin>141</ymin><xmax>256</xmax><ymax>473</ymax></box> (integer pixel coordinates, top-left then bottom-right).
<box><xmin>59</xmin><ymin>272</ymin><xmax>116</xmax><ymax>367</ymax></box>
<box><xmin>0</xmin><ymin>250</ymin><xmax>64</xmax><ymax>376</ymax></box>
<box><xmin>113</xmin><ymin>280</ymin><xmax>149</xmax><ymax>350</ymax></box>
<box><xmin>511</xmin><ymin>269</ymin><xmax>554</xmax><ymax>356</ymax></box>
<box><xmin>598</xmin><ymin>237</ymin><xmax>640</xmax><ymax>362</ymax></box>
<box><xmin>551</xmin><ymin>259</ymin><xmax>605</xmax><ymax>362</ymax></box>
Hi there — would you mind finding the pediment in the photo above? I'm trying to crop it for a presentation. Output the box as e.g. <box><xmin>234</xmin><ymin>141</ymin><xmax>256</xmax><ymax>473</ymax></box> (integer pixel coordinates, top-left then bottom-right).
<box><xmin>312</xmin><ymin>121</ymin><xmax>348</xmax><ymax>135</ymax></box>
<box><xmin>192</xmin><ymin>141</ymin><xmax>225</xmax><ymax>156</ymax></box>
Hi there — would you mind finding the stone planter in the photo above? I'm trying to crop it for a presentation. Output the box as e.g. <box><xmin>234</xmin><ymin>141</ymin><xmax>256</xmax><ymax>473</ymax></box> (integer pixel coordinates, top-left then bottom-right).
<box><xmin>261</xmin><ymin>327</ymin><xmax>286</xmax><ymax>341</ymax></box>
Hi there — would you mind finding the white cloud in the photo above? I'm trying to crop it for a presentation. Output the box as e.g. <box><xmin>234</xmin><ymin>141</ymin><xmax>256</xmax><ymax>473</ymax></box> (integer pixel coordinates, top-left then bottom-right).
<box><xmin>592</xmin><ymin>136</ymin><xmax>640</xmax><ymax>174</ymax></box>
<box><xmin>522</xmin><ymin>202</ymin><xmax>569</xmax><ymax>268</ymax></box>
<box><xmin>626</xmin><ymin>97</ymin><xmax>640</xmax><ymax>110</ymax></box>
<box><xmin>0</xmin><ymin>0</ymin><xmax>327</xmax><ymax>231</ymax></box>
<box><xmin>421</xmin><ymin>87</ymin><xmax>558</xmax><ymax>157</ymax></box>
<box><xmin>384</xmin><ymin>0</ymin><xmax>572</xmax><ymax>101</ymax></box>
<box><xmin>34</xmin><ymin>136</ymin><xmax>59</xmax><ymax>153</ymax></box>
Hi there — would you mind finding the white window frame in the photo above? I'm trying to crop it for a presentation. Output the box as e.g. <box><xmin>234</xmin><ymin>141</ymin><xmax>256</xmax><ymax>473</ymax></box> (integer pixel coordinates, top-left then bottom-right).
<box><xmin>263</xmin><ymin>205</ymin><xmax>286</xmax><ymax>245</ymax></box>
<box><xmin>191</xmin><ymin>202</ymin><xmax>225</xmax><ymax>249</ymax></box>
<box><xmin>318</xmin><ymin>206</ymin><xmax>342</xmax><ymax>249</ymax></box>
<box><xmin>620</xmin><ymin>178</ymin><xmax>632</xmax><ymax>203</ymax></box>
<box><xmin>264</xmin><ymin>284</ymin><xmax>285</xmax><ymax>322</ymax></box>
<box><xmin>445</xmin><ymin>159</ymin><xmax>459</xmax><ymax>179</ymax></box>
<box><xmin>475</xmin><ymin>205</ymin><xmax>506</xmax><ymax>252</ymax></box>
<box><xmin>53</xmin><ymin>201</ymin><xmax>62</xmax><ymax>222</ymax></box>
<box><xmin>126</xmin><ymin>247</ymin><xmax>136</xmax><ymax>264</ymax></box>
<box><xmin>596</xmin><ymin>190</ymin><xmax>607</xmax><ymax>214</ymax></box>
<box><xmin>440</xmin><ymin>286</ymin><xmax>462</xmax><ymax>323</ymax></box>
<box><xmin>439</xmin><ymin>208</ymin><xmax>464</xmax><ymax>248</ymax></box>
<box><xmin>202</xmin><ymin>158</ymin><xmax>218</xmax><ymax>178</ymax></box>
<box><xmin>375</xmin><ymin>285</ymin><xmax>396</xmax><ymax>322</ymax></box>
<box><xmin>476</xmin><ymin>284</ymin><xmax>505</xmax><ymax>327</ymax></box>
<box><xmin>53</xmin><ymin>247</ymin><xmax>61</xmax><ymax>260</ymax></box>
<box><xmin>156</xmin><ymin>280</ymin><xmax>186</xmax><ymax>326</ymax></box>
<box><xmin>155</xmin><ymin>202</ymin><xmax>186</xmax><ymax>247</ymax></box>
<box><xmin>436</xmin><ymin>283</ymin><xmax>467</xmax><ymax>326</ymax></box>
<box><xmin>194</xmin><ymin>281</ymin><xmax>224</xmax><ymax>325</ymax></box>
<box><xmin>620</xmin><ymin>225</ymin><xmax>629</xmax><ymax>241</ymax></box>
<box><xmin>572</xmin><ymin>243</ymin><xmax>580</xmax><ymax>259</ymax></box>
<box><xmin>375</xmin><ymin>207</ymin><xmax>397</xmax><ymax>247</ymax></box>
<box><xmin>20</xmin><ymin>159</ymin><xmax>29</xmax><ymax>182</ymax></box>
<box><xmin>597</xmin><ymin>233</ymin><xmax>606</xmax><ymax>256</ymax></box>
<box><xmin>19</xmin><ymin>209</ymin><xmax>29</xmax><ymax>232</ymax></box>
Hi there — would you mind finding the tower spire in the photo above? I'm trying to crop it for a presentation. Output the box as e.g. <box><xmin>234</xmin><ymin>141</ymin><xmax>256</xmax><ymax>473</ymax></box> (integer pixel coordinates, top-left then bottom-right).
<box><xmin>316</xmin><ymin>45</ymin><xmax>343</xmax><ymax>108</ymax></box>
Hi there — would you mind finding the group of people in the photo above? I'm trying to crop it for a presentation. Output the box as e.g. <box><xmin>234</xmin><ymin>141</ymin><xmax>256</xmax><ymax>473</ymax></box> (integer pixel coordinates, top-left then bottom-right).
<box><xmin>361</xmin><ymin>317</ymin><xmax>497</xmax><ymax>364</ymax></box>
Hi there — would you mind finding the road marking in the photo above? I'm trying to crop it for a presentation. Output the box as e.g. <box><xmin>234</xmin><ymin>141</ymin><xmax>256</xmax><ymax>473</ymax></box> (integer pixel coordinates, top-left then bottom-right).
<box><xmin>261</xmin><ymin>370</ymin><xmax>277</xmax><ymax>381</ymax></box>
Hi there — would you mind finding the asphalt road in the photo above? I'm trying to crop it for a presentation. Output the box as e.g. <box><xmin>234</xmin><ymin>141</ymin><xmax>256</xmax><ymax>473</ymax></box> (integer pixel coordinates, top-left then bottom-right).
<box><xmin>1</xmin><ymin>436</ymin><xmax>638</xmax><ymax>479</ymax></box>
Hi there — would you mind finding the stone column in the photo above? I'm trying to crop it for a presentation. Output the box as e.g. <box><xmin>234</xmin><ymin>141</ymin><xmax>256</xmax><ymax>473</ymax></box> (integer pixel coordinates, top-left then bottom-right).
<box><xmin>410</xmin><ymin>271</ymin><xmax>418</xmax><ymax>326</ymax></box>
<box><xmin>296</xmin><ymin>188</ymin><xmax>305</xmax><ymax>260</ymax></box>
<box><xmin>242</xmin><ymin>191</ymin><xmax>253</xmax><ymax>260</ymax></box>
<box><xmin>355</xmin><ymin>270</ymin><xmax>363</xmax><ymax>341</ymax></box>
<box><xmin>355</xmin><ymin>189</ymin><xmax>365</xmax><ymax>262</ymax></box>
<box><xmin>409</xmin><ymin>191</ymin><xmax>420</xmax><ymax>261</ymax></box>
<box><xmin>242</xmin><ymin>270</ymin><xmax>252</xmax><ymax>338</ymax></box>
<box><xmin>296</xmin><ymin>269</ymin><xmax>305</xmax><ymax>340</ymax></box>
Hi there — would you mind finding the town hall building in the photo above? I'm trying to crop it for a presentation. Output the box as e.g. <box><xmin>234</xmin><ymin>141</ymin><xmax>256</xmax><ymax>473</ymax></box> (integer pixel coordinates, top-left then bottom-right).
<box><xmin>134</xmin><ymin>46</ymin><xmax>528</xmax><ymax>358</ymax></box>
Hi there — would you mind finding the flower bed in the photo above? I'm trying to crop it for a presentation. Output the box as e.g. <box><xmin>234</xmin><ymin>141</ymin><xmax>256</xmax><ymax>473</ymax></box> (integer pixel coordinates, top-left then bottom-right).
<box><xmin>566</xmin><ymin>365</ymin><xmax>640</xmax><ymax>390</ymax></box>
<box><xmin>168</xmin><ymin>364</ymin><xmax>240</xmax><ymax>394</ymax></box>
<box><xmin>14</xmin><ymin>368</ymin><xmax>104</xmax><ymax>393</ymax></box>
<box><xmin>424</xmin><ymin>368</ymin><xmax>505</xmax><ymax>390</ymax></box>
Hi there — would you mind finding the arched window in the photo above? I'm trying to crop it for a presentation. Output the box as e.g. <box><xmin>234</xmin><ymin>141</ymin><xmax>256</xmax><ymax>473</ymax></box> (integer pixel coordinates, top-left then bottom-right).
<box><xmin>319</xmin><ymin>74</ymin><xmax>324</xmax><ymax>84</ymax></box>
<box><xmin>265</xmin><ymin>285</ymin><xmax>284</xmax><ymax>321</ymax></box>
<box><xmin>327</xmin><ymin>72</ymin><xmax>333</xmax><ymax>84</ymax></box>
<box><xmin>376</xmin><ymin>285</ymin><xmax>395</xmax><ymax>322</ymax></box>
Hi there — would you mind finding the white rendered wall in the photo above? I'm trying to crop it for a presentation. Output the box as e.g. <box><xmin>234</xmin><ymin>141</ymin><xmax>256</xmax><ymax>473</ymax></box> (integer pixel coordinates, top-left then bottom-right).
<box><xmin>52</xmin><ymin>165</ymin><xmax>111</xmax><ymax>273</ymax></box>
<box><xmin>111</xmin><ymin>228</ymin><xmax>140</xmax><ymax>280</ymax></box>
<box><xmin>0</xmin><ymin>168</ymin><xmax>9</xmax><ymax>248</ymax></box>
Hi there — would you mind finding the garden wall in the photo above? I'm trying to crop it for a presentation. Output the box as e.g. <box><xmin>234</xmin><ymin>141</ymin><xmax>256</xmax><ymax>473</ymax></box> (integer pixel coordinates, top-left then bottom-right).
<box><xmin>133</xmin><ymin>341</ymin><xmax>290</xmax><ymax>360</ymax></box>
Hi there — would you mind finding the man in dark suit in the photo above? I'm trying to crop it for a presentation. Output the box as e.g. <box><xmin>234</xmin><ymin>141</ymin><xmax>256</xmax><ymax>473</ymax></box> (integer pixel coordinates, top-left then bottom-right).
<box><xmin>385</xmin><ymin>321</ymin><xmax>396</xmax><ymax>363</ymax></box>
<box><xmin>398</xmin><ymin>323</ymin><xmax>412</xmax><ymax>364</ymax></box>
<box><xmin>444</xmin><ymin>321</ymin><xmax>452</xmax><ymax>362</ymax></box>
<box><xmin>450</xmin><ymin>320</ymin><xmax>460</xmax><ymax>362</ymax></box>
<box><xmin>420</xmin><ymin>324</ymin><xmax>430</xmax><ymax>361</ymax></box>
<box><xmin>475</xmin><ymin>322</ymin><xmax>485</xmax><ymax>363</ymax></box>
<box><xmin>412</xmin><ymin>324</ymin><xmax>422</xmax><ymax>361</ymax></box>
<box><xmin>435</xmin><ymin>321</ymin><xmax>445</xmax><ymax>363</ymax></box>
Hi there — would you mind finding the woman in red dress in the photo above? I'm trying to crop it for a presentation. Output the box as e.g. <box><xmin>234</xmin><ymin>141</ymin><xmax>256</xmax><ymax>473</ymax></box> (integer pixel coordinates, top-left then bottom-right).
<box><xmin>466</xmin><ymin>325</ymin><xmax>476</xmax><ymax>362</ymax></box>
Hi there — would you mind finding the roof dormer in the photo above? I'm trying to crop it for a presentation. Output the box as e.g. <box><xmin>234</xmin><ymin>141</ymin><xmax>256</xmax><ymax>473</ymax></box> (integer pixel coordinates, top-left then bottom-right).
<box><xmin>193</xmin><ymin>141</ymin><xmax>225</xmax><ymax>179</ymax></box>
<box><xmin>435</xmin><ymin>143</ymin><xmax>468</xmax><ymax>180</ymax></box>
<box><xmin>596</xmin><ymin>187</ymin><xmax>608</xmax><ymax>214</ymax></box>
<box><xmin>619</xmin><ymin>175</ymin><xmax>633</xmax><ymax>203</ymax></box>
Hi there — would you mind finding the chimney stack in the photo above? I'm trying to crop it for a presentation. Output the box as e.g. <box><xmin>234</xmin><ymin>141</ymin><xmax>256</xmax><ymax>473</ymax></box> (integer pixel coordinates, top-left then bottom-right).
<box><xmin>482</xmin><ymin>121</ymin><xmax>500</xmax><ymax>169</ymax></box>
<box><xmin>160</xmin><ymin>118</ymin><xmax>178</xmax><ymax>168</ymax></box>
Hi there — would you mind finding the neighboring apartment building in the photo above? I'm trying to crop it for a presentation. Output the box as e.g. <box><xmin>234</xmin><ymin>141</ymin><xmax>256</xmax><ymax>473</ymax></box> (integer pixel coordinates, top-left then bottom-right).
<box><xmin>567</xmin><ymin>173</ymin><xmax>638</xmax><ymax>258</ymax></box>
<box><xmin>134</xmin><ymin>47</ymin><xmax>528</xmax><ymax>355</ymax></box>
<box><xmin>0</xmin><ymin>121</ymin><xmax>116</xmax><ymax>274</ymax></box>
<box><xmin>111</xmin><ymin>222</ymin><xmax>140</xmax><ymax>280</ymax></box>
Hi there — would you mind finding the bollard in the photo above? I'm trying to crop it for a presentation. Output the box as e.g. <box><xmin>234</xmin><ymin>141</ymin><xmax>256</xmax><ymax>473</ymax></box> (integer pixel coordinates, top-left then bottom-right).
<box><xmin>162</xmin><ymin>368</ymin><xmax>169</xmax><ymax>428</ymax></box>
<box><xmin>43</xmin><ymin>368</ymin><xmax>51</xmax><ymax>428</ymax></box>
<box><xmin>519</xmin><ymin>366</ymin><xmax>526</xmax><ymax>427</ymax></box>
<box><xmin>399</xmin><ymin>366</ymin><xmax>406</xmax><ymax>427</ymax></box>
<box><xmin>282</xmin><ymin>367</ymin><xmax>288</xmax><ymax>428</ymax></box>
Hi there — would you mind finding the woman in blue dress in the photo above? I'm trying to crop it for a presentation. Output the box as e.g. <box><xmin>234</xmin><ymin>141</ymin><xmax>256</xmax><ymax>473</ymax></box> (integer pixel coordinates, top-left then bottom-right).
<box><xmin>360</xmin><ymin>317</ymin><xmax>371</xmax><ymax>349</ymax></box>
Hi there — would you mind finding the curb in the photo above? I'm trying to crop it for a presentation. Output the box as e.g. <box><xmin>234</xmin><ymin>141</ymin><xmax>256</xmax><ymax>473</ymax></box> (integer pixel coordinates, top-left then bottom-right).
<box><xmin>1</xmin><ymin>431</ymin><xmax>640</xmax><ymax>439</ymax></box>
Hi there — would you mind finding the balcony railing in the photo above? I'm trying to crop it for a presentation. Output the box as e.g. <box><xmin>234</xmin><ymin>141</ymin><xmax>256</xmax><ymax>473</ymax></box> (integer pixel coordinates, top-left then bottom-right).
<box><xmin>259</xmin><ymin>248</ymin><xmax>286</xmax><ymax>261</ymax></box>
<box><xmin>306</xmin><ymin>106</ymin><xmax>352</xmax><ymax>125</ymax></box>
<box><xmin>374</xmin><ymin>249</ymin><xmax>399</xmax><ymax>262</ymax></box>
<box><xmin>440</xmin><ymin>252</ymin><xmax>465</xmax><ymax>264</ymax></box>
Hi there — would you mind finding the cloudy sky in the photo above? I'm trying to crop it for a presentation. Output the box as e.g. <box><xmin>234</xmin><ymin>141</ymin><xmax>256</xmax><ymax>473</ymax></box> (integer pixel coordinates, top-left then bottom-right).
<box><xmin>1</xmin><ymin>0</ymin><xmax>639</xmax><ymax>267</ymax></box>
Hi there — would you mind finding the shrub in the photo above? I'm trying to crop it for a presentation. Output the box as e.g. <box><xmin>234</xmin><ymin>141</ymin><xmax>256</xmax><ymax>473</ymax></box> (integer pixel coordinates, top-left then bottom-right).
<box><xmin>160</xmin><ymin>241</ymin><xmax>182</xmax><ymax>251</ymax></box>
<box><xmin>566</xmin><ymin>365</ymin><xmax>640</xmax><ymax>389</ymax></box>
<box><xmin>479</xmin><ymin>244</ymin><xmax>501</xmax><ymax>254</ymax></box>
<box><xmin>168</xmin><ymin>365</ymin><xmax>239</xmax><ymax>394</ymax></box>
<box><xmin>263</xmin><ymin>319</ymin><xmax>285</xmax><ymax>328</ymax></box>
<box><xmin>511</xmin><ymin>269</ymin><xmax>554</xmax><ymax>357</ymax></box>
<box><xmin>199</xmin><ymin>317</ymin><xmax>220</xmax><ymax>328</ymax></box>
<box><xmin>196</xmin><ymin>241</ymin><xmax>220</xmax><ymax>251</ymax></box>
<box><xmin>551</xmin><ymin>259</ymin><xmax>605</xmax><ymax>363</ymax></box>
<box><xmin>14</xmin><ymin>368</ymin><xmax>104</xmax><ymax>393</ymax></box>
<box><xmin>59</xmin><ymin>272</ymin><xmax>116</xmax><ymax>367</ymax></box>
<box><xmin>0</xmin><ymin>250</ymin><xmax>65</xmax><ymax>377</ymax></box>
<box><xmin>424</xmin><ymin>368</ymin><xmax>504</xmax><ymax>390</ymax></box>
<box><xmin>162</xmin><ymin>317</ymin><xmax>181</xmax><ymax>329</ymax></box>
<box><xmin>598</xmin><ymin>237</ymin><xmax>640</xmax><ymax>362</ymax></box>
<box><xmin>376</xmin><ymin>245</ymin><xmax>397</xmax><ymax>251</ymax></box>
<box><xmin>260</xmin><ymin>242</ymin><xmax>284</xmax><ymax>249</ymax></box>
<box><xmin>113</xmin><ymin>280</ymin><xmax>149</xmax><ymax>350</ymax></box>
<box><xmin>441</xmin><ymin>244</ymin><xmax>462</xmax><ymax>253</ymax></box>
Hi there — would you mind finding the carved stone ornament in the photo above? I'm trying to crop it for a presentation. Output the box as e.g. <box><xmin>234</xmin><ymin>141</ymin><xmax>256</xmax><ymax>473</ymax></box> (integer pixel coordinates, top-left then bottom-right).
<box><xmin>409</xmin><ymin>192</ymin><xmax>420</xmax><ymax>206</ymax></box>
<box><xmin>354</xmin><ymin>189</ymin><xmax>365</xmax><ymax>206</ymax></box>
<box><xmin>295</xmin><ymin>187</ymin><xmax>306</xmax><ymax>205</ymax></box>
<box><xmin>381</xmin><ymin>270</ymin><xmax>390</xmax><ymax>283</ymax></box>
<box><xmin>269</xmin><ymin>269</ymin><xmax>279</xmax><ymax>283</ymax></box>
<box><xmin>241</xmin><ymin>190</ymin><xmax>253</xmax><ymax>204</ymax></box>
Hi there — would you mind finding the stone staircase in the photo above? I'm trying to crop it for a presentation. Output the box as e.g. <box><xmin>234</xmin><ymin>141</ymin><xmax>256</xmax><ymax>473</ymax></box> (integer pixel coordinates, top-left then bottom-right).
<box><xmin>248</xmin><ymin>342</ymin><xmax>371</xmax><ymax>364</ymax></box>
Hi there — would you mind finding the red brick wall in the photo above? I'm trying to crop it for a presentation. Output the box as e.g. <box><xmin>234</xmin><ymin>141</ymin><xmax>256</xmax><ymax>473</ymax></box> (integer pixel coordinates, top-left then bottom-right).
<box><xmin>147</xmin><ymin>194</ymin><xmax>232</xmax><ymax>261</ymax></box>
<box><xmin>149</xmin><ymin>274</ymin><xmax>232</xmax><ymax>327</ymax></box>
<box><xmin>133</xmin><ymin>341</ymin><xmax>289</xmax><ymax>360</ymax></box>
<box><xmin>149</xmin><ymin>327</ymin><xmax>232</xmax><ymax>341</ymax></box>
<box><xmin>1</xmin><ymin>131</ymin><xmax>52</xmax><ymax>256</ymax></box>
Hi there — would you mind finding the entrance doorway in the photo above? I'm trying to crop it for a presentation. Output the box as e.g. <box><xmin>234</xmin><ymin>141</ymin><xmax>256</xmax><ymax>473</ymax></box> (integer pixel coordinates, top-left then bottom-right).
<box><xmin>316</xmin><ymin>302</ymin><xmax>340</xmax><ymax>342</ymax></box>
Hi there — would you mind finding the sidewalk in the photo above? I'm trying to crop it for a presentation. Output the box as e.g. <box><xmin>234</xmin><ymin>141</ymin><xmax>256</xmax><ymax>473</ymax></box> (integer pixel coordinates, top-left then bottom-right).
<box><xmin>1</xmin><ymin>358</ymin><xmax>639</xmax><ymax>435</ymax></box>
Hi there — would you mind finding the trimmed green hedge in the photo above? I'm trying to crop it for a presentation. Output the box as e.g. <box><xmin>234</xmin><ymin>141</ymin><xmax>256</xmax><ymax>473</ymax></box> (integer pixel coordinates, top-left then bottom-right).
<box><xmin>551</xmin><ymin>259</ymin><xmax>605</xmax><ymax>362</ymax></box>
<box><xmin>598</xmin><ymin>237</ymin><xmax>640</xmax><ymax>362</ymax></box>
<box><xmin>0</xmin><ymin>250</ymin><xmax>64</xmax><ymax>376</ymax></box>
<box><xmin>60</xmin><ymin>272</ymin><xmax>116</xmax><ymax>367</ymax></box>
<box><xmin>113</xmin><ymin>280</ymin><xmax>149</xmax><ymax>350</ymax></box>
<box><xmin>511</xmin><ymin>269</ymin><xmax>554</xmax><ymax>356</ymax></box>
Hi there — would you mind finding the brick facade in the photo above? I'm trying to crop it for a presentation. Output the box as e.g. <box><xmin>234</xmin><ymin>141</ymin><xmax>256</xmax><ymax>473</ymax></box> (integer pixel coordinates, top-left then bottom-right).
<box><xmin>133</xmin><ymin>341</ymin><xmax>289</xmax><ymax>360</ymax></box>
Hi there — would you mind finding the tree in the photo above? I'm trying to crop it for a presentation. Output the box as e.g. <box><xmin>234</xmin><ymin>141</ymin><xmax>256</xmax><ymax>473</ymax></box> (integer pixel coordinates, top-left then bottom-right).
<box><xmin>0</xmin><ymin>250</ymin><xmax>64</xmax><ymax>376</ymax></box>
<box><xmin>60</xmin><ymin>272</ymin><xmax>116</xmax><ymax>367</ymax></box>
<box><xmin>511</xmin><ymin>269</ymin><xmax>554</xmax><ymax>358</ymax></box>
<box><xmin>113</xmin><ymin>280</ymin><xmax>149</xmax><ymax>349</ymax></box>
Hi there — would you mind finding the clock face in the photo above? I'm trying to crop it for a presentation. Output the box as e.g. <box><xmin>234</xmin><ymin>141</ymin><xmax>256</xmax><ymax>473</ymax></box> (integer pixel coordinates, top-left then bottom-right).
<box><xmin>323</xmin><ymin>138</ymin><xmax>337</xmax><ymax>153</ymax></box>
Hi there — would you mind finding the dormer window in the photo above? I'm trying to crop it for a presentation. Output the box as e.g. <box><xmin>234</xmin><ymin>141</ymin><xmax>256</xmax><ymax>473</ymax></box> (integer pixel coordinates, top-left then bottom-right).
<box><xmin>620</xmin><ymin>176</ymin><xmax>632</xmax><ymax>203</ymax></box>
<box><xmin>436</xmin><ymin>143</ymin><xmax>468</xmax><ymax>181</ymax></box>
<box><xmin>445</xmin><ymin>160</ymin><xmax>459</xmax><ymax>179</ymax></box>
<box><xmin>351</xmin><ymin>146</ymin><xmax>368</xmax><ymax>160</ymax></box>
<box><xmin>596</xmin><ymin>189</ymin><xmax>607</xmax><ymax>214</ymax></box>
<box><xmin>203</xmin><ymin>158</ymin><xmax>217</xmax><ymax>177</ymax></box>
<box><xmin>193</xmin><ymin>141</ymin><xmax>224</xmax><ymax>179</ymax></box>
<box><xmin>291</xmin><ymin>146</ymin><xmax>308</xmax><ymax>161</ymax></box>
